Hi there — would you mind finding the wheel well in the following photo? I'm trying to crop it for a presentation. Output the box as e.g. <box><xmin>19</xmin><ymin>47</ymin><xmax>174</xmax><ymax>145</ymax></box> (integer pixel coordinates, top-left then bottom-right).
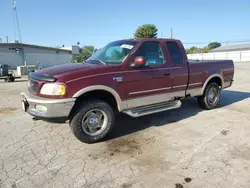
<box><xmin>207</xmin><ymin>77</ymin><xmax>222</xmax><ymax>87</ymax></box>
<box><xmin>69</xmin><ymin>90</ymin><xmax>118</xmax><ymax>119</ymax></box>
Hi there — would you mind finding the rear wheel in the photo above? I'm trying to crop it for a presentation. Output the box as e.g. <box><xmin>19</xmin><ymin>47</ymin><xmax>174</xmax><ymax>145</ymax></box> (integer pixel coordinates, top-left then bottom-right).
<box><xmin>10</xmin><ymin>77</ymin><xmax>15</xmax><ymax>82</ymax></box>
<box><xmin>4</xmin><ymin>75</ymin><xmax>14</xmax><ymax>82</ymax></box>
<box><xmin>69</xmin><ymin>99</ymin><xmax>115</xmax><ymax>143</ymax></box>
<box><xmin>197</xmin><ymin>82</ymin><xmax>221</xmax><ymax>110</ymax></box>
<box><xmin>6</xmin><ymin>77</ymin><xmax>12</xmax><ymax>82</ymax></box>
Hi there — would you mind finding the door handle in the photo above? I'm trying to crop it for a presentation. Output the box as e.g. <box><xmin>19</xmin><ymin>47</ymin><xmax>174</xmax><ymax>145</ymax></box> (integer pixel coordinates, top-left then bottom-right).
<box><xmin>164</xmin><ymin>73</ymin><xmax>170</xmax><ymax>76</ymax></box>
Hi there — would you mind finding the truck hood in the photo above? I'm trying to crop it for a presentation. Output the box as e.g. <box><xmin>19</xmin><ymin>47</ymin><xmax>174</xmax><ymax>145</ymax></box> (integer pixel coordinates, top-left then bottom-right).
<box><xmin>37</xmin><ymin>63</ymin><xmax>99</xmax><ymax>77</ymax></box>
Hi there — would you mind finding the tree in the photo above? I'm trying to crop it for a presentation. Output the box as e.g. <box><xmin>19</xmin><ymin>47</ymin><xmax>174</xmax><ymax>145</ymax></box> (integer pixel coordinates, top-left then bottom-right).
<box><xmin>186</xmin><ymin>46</ymin><xmax>210</xmax><ymax>54</ymax></box>
<box><xmin>208</xmin><ymin>42</ymin><xmax>221</xmax><ymax>50</ymax></box>
<box><xmin>186</xmin><ymin>46</ymin><xmax>198</xmax><ymax>54</ymax></box>
<box><xmin>72</xmin><ymin>45</ymin><xmax>95</xmax><ymax>63</ymax></box>
<box><xmin>134</xmin><ymin>24</ymin><xmax>158</xmax><ymax>38</ymax></box>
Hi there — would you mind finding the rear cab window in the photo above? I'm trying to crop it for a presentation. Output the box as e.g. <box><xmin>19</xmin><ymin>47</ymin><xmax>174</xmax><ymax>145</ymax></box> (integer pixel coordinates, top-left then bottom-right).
<box><xmin>166</xmin><ymin>41</ymin><xmax>183</xmax><ymax>65</ymax></box>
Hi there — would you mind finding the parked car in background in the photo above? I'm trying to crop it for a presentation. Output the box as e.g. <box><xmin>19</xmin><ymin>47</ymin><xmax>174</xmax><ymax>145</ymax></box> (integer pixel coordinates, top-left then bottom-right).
<box><xmin>0</xmin><ymin>64</ymin><xmax>21</xmax><ymax>82</ymax></box>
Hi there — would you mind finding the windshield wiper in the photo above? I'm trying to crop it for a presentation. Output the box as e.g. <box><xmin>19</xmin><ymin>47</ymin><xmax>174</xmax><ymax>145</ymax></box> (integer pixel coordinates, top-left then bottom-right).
<box><xmin>88</xmin><ymin>59</ymin><xmax>107</xmax><ymax>65</ymax></box>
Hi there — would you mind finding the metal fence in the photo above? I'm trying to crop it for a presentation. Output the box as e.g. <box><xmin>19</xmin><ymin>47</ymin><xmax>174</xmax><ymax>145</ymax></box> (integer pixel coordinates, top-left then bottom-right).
<box><xmin>187</xmin><ymin>50</ymin><xmax>250</xmax><ymax>62</ymax></box>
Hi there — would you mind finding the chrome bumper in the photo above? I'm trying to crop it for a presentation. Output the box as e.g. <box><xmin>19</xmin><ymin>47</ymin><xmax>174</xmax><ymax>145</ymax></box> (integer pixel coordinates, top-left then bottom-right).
<box><xmin>20</xmin><ymin>92</ymin><xmax>76</xmax><ymax>119</ymax></box>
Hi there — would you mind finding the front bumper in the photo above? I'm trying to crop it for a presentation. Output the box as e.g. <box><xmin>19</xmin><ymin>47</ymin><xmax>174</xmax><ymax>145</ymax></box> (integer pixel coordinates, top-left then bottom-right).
<box><xmin>20</xmin><ymin>92</ymin><xmax>76</xmax><ymax>119</ymax></box>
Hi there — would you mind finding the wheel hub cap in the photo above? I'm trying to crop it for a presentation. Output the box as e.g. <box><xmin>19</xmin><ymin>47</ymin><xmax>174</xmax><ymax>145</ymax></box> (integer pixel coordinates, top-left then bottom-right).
<box><xmin>88</xmin><ymin>116</ymin><xmax>99</xmax><ymax>127</ymax></box>
<box><xmin>81</xmin><ymin>109</ymin><xmax>108</xmax><ymax>136</ymax></box>
<box><xmin>208</xmin><ymin>87</ymin><xmax>218</xmax><ymax>104</ymax></box>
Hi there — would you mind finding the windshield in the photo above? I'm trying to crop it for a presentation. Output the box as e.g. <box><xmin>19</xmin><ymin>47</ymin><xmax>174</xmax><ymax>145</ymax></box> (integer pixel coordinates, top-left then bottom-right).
<box><xmin>86</xmin><ymin>41</ymin><xmax>137</xmax><ymax>65</ymax></box>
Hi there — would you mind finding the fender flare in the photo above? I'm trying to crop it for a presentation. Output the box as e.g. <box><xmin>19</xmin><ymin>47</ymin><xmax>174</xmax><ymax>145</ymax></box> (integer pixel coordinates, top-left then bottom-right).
<box><xmin>201</xmin><ymin>74</ymin><xmax>224</xmax><ymax>94</ymax></box>
<box><xmin>72</xmin><ymin>85</ymin><xmax>126</xmax><ymax>111</ymax></box>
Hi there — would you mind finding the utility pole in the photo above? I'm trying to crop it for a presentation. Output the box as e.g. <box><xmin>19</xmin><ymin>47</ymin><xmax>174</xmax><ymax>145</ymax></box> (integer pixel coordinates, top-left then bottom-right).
<box><xmin>12</xmin><ymin>0</ymin><xmax>22</xmax><ymax>43</ymax></box>
<box><xmin>12</xmin><ymin>0</ymin><xmax>25</xmax><ymax>66</ymax></box>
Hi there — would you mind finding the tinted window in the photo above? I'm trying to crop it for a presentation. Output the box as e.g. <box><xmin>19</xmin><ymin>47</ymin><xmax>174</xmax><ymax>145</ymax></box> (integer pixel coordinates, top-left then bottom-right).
<box><xmin>134</xmin><ymin>42</ymin><xmax>165</xmax><ymax>66</ymax></box>
<box><xmin>166</xmin><ymin>41</ymin><xmax>183</xmax><ymax>64</ymax></box>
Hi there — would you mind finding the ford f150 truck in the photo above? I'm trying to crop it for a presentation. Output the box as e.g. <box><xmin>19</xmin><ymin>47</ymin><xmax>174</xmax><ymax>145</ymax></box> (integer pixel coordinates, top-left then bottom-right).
<box><xmin>21</xmin><ymin>38</ymin><xmax>234</xmax><ymax>143</ymax></box>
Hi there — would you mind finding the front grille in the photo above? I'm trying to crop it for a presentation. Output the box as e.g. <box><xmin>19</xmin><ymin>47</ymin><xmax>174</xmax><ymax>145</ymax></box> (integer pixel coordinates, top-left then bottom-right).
<box><xmin>28</xmin><ymin>80</ymin><xmax>39</xmax><ymax>93</ymax></box>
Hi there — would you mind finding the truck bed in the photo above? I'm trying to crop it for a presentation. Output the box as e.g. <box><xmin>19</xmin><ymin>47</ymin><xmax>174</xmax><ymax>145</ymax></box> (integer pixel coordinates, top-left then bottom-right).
<box><xmin>187</xmin><ymin>59</ymin><xmax>234</xmax><ymax>96</ymax></box>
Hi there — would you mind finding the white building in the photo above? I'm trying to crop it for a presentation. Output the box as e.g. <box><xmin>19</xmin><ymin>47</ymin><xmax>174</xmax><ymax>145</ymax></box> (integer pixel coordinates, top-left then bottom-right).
<box><xmin>210</xmin><ymin>43</ymin><xmax>250</xmax><ymax>53</ymax></box>
<box><xmin>0</xmin><ymin>42</ymin><xmax>79</xmax><ymax>69</ymax></box>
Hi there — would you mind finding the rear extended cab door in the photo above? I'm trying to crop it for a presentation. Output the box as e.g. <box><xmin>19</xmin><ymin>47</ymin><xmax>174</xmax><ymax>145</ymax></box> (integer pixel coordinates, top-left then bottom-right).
<box><xmin>163</xmin><ymin>40</ymin><xmax>189</xmax><ymax>98</ymax></box>
<box><xmin>122</xmin><ymin>41</ymin><xmax>172</xmax><ymax>109</ymax></box>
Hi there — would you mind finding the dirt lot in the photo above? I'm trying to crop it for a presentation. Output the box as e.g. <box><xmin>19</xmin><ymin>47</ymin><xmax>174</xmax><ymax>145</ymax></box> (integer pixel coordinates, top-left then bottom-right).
<box><xmin>1</xmin><ymin>62</ymin><xmax>250</xmax><ymax>188</ymax></box>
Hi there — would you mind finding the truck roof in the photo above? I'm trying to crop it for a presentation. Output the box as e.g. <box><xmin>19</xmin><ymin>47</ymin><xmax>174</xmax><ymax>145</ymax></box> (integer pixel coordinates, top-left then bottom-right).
<box><xmin>116</xmin><ymin>38</ymin><xmax>181</xmax><ymax>43</ymax></box>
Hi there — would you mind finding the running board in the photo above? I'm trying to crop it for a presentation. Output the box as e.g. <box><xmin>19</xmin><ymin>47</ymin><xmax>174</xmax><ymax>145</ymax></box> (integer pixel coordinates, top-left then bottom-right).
<box><xmin>122</xmin><ymin>100</ymin><xmax>182</xmax><ymax>117</ymax></box>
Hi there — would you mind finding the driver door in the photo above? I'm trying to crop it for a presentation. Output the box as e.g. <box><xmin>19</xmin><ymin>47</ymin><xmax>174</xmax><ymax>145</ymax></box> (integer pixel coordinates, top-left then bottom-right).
<box><xmin>122</xmin><ymin>41</ymin><xmax>172</xmax><ymax>109</ymax></box>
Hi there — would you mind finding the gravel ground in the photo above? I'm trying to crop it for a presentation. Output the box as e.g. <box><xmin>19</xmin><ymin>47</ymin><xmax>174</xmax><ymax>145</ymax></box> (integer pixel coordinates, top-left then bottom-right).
<box><xmin>0</xmin><ymin>62</ymin><xmax>250</xmax><ymax>188</ymax></box>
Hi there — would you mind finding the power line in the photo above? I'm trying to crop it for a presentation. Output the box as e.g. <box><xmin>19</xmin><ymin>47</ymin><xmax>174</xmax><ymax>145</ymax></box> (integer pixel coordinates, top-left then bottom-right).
<box><xmin>183</xmin><ymin>39</ymin><xmax>250</xmax><ymax>45</ymax></box>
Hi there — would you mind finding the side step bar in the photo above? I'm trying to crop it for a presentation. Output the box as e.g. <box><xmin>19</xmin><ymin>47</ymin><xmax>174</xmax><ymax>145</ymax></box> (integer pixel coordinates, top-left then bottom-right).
<box><xmin>122</xmin><ymin>100</ymin><xmax>182</xmax><ymax>117</ymax></box>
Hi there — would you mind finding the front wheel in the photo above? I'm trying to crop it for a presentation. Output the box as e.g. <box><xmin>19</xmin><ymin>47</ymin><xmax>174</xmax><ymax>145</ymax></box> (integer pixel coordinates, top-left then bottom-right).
<box><xmin>69</xmin><ymin>99</ymin><xmax>115</xmax><ymax>143</ymax></box>
<box><xmin>197</xmin><ymin>83</ymin><xmax>221</xmax><ymax>110</ymax></box>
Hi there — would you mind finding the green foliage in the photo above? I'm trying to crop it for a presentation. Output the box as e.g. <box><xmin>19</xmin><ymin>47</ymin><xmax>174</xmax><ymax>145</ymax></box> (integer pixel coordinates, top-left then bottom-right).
<box><xmin>72</xmin><ymin>45</ymin><xmax>95</xmax><ymax>63</ymax></box>
<box><xmin>186</xmin><ymin>46</ymin><xmax>198</xmax><ymax>54</ymax></box>
<box><xmin>134</xmin><ymin>24</ymin><xmax>158</xmax><ymax>38</ymax></box>
<box><xmin>208</xmin><ymin>42</ymin><xmax>221</xmax><ymax>50</ymax></box>
<box><xmin>186</xmin><ymin>46</ymin><xmax>209</xmax><ymax>54</ymax></box>
<box><xmin>186</xmin><ymin>42</ymin><xmax>221</xmax><ymax>54</ymax></box>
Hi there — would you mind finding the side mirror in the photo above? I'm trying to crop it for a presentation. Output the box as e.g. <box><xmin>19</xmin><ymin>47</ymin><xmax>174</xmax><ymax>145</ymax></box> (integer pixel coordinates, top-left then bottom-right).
<box><xmin>131</xmin><ymin>56</ymin><xmax>146</xmax><ymax>67</ymax></box>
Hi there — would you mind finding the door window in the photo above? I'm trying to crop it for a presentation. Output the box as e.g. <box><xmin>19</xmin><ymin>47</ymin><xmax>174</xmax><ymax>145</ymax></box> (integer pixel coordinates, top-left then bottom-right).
<box><xmin>134</xmin><ymin>42</ymin><xmax>165</xmax><ymax>66</ymax></box>
<box><xmin>166</xmin><ymin>41</ymin><xmax>183</xmax><ymax>64</ymax></box>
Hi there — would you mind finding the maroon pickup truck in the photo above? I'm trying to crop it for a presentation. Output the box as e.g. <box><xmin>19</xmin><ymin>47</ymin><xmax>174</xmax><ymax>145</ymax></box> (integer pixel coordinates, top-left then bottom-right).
<box><xmin>21</xmin><ymin>38</ymin><xmax>234</xmax><ymax>143</ymax></box>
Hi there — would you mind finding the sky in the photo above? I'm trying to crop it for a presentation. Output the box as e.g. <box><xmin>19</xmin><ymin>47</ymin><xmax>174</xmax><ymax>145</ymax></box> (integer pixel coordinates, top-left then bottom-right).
<box><xmin>0</xmin><ymin>0</ymin><xmax>250</xmax><ymax>48</ymax></box>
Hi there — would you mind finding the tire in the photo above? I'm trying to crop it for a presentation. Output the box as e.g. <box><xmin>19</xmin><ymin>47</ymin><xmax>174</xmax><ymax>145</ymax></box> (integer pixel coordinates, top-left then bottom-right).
<box><xmin>10</xmin><ymin>77</ymin><xmax>15</xmax><ymax>82</ymax></box>
<box><xmin>197</xmin><ymin>82</ymin><xmax>221</xmax><ymax>110</ymax></box>
<box><xmin>6</xmin><ymin>77</ymin><xmax>12</xmax><ymax>82</ymax></box>
<box><xmin>69</xmin><ymin>99</ymin><xmax>115</xmax><ymax>143</ymax></box>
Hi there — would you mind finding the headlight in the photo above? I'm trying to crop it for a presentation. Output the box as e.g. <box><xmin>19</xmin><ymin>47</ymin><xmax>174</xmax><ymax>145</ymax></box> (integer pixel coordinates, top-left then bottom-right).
<box><xmin>40</xmin><ymin>83</ymin><xmax>66</xmax><ymax>96</ymax></box>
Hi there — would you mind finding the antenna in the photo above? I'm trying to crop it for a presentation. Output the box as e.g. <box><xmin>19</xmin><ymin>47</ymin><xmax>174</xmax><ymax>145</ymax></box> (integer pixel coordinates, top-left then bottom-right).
<box><xmin>12</xmin><ymin>0</ymin><xmax>22</xmax><ymax>43</ymax></box>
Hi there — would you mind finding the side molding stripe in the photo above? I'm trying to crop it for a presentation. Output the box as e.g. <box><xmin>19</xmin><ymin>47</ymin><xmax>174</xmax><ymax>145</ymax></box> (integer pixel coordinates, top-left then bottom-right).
<box><xmin>66</xmin><ymin>67</ymin><xmax>182</xmax><ymax>84</ymax></box>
